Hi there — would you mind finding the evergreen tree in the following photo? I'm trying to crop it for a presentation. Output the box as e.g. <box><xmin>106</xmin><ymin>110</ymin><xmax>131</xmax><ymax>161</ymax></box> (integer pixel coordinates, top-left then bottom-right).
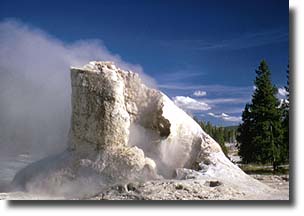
<box><xmin>281</xmin><ymin>64</ymin><xmax>289</xmax><ymax>163</ymax></box>
<box><xmin>237</xmin><ymin>103</ymin><xmax>254</xmax><ymax>163</ymax></box>
<box><xmin>206</xmin><ymin>121</ymin><xmax>212</xmax><ymax>135</ymax></box>
<box><xmin>238</xmin><ymin>60</ymin><xmax>284</xmax><ymax>170</ymax></box>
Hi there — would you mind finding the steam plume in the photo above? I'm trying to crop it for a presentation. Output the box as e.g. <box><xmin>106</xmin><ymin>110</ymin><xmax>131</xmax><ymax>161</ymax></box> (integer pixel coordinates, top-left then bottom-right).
<box><xmin>0</xmin><ymin>19</ymin><xmax>154</xmax><ymax>157</ymax></box>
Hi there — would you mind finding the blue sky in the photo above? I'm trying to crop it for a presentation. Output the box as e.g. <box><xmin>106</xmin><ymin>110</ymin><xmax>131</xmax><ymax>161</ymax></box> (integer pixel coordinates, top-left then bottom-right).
<box><xmin>0</xmin><ymin>0</ymin><xmax>289</xmax><ymax>126</ymax></box>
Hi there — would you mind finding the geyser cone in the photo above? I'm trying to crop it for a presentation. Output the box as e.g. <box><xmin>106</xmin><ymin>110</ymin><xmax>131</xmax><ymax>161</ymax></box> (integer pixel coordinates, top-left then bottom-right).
<box><xmin>11</xmin><ymin>61</ymin><xmax>273</xmax><ymax>199</ymax></box>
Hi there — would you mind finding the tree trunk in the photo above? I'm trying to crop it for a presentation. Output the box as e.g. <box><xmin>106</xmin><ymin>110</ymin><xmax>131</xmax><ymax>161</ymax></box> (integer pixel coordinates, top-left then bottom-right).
<box><xmin>273</xmin><ymin>162</ymin><xmax>278</xmax><ymax>173</ymax></box>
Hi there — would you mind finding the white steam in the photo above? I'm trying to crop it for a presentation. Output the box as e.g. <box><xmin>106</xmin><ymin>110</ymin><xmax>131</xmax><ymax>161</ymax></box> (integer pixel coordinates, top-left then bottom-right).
<box><xmin>0</xmin><ymin>19</ymin><xmax>154</xmax><ymax>157</ymax></box>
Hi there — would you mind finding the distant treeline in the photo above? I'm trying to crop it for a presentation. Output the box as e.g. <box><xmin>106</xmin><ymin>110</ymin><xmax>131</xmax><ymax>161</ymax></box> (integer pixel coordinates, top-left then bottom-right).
<box><xmin>193</xmin><ymin>118</ymin><xmax>237</xmax><ymax>156</ymax></box>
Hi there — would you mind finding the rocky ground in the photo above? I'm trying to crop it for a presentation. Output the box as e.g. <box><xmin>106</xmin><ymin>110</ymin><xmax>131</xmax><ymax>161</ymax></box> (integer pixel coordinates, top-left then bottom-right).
<box><xmin>0</xmin><ymin>171</ymin><xmax>289</xmax><ymax>200</ymax></box>
<box><xmin>250</xmin><ymin>174</ymin><xmax>289</xmax><ymax>199</ymax></box>
<box><xmin>0</xmin><ymin>165</ymin><xmax>289</xmax><ymax>200</ymax></box>
<box><xmin>0</xmin><ymin>176</ymin><xmax>289</xmax><ymax>200</ymax></box>
<box><xmin>85</xmin><ymin>174</ymin><xmax>289</xmax><ymax>200</ymax></box>
<box><xmin>0</xmin><ymin>147</ymin><xmax>290</xmax><ymax>200</ymax></box>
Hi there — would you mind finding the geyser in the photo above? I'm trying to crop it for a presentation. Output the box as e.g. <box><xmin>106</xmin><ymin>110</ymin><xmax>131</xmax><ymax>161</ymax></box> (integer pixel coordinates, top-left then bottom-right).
<box><xmin>11</xmin><ymin>61</ymin><xmax>272</xmax><ymax>199</ymax></box>
<box><xmin>68</xmin><ymin>61</ymin><xmax>223</xmax><ymax>179</ymax></box>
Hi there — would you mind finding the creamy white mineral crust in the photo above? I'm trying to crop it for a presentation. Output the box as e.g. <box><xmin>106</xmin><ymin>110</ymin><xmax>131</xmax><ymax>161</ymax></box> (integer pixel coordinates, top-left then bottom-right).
<box><xmin>11</xmin><ymin>61</ymin><xmax>282</xmax><ymax>199</ymax></box>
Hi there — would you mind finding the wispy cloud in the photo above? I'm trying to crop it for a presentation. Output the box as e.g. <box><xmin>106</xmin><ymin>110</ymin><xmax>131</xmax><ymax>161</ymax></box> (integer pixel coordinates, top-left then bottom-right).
<box><xmin>172</xmin><ymin>93</ymin><xmax>247</xmax><ymax>123</ymax></box>
<box><xmin>277</xmin><ymin>87</ymin><xmax>288</xmax><ymax>98</ymax></box>
<box><xmin>173</xmin><ymin>96</ymin><xmax>211</xmax><ymax>111</ymax></box>
<box><xmin>212</xmin><ymin>107</ymin><xmax>244</xmax><ymax>115</ymax></box>
<box><xmin>159</xmin><ymin>83</ymin><xmax>252</xmax><ymax>96</ymax></box>
<box><xmin>208</xmin><ymin>112</ymin><xmax>241</xmax><ymax>123</ymax></box>
<box><xmin>165</xmin><ymin>84</ymin><xmax>251</xmax><ymax>120</ymax></box>
<box><xmin>157</xmin><ymin>70</ymin><xmax>205</xmax><ymax>83</ymax></box>
<box><xmin>193</xmin><ymin>90</ymin><xmax>207</xmax><ymax>97</ymax></box>
<box><xmin>200</xmin><ymin>97</ymin><xmax>249</xmax><ymax>105</ymax></box>
<box><xmin>161</xmin><ymin>27</ymin><xmax>288</xmax><ymax>51</ymax></box>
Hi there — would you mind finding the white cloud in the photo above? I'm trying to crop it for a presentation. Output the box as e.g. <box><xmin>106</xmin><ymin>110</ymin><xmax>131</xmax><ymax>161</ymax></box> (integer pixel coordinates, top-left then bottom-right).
<box><xmin>221</xmin><ymin>113</ymin><xmax>229</xmax><ymax>117</ymax></box>
<box><xmin>193</xmin><ymin>90</ymin><xmax>207</xmax><ymax>97</ymax></box>
<box><xmin>200</xmin><ymin>97</ymin><xmax>249</xmax><ymax>105</ymax></box>
<box><xmin>0</xmin><ymin>19</ymin><xmax>154</xmax><ymax>156</ymax></box>
<box><xmin>208</xmin><ymin>112</ymin><xmax>241</xmax><ymax>122</ymax></box>
<box><xmin>216</xmin><ymin>107</ymin><xmax>244</xmax><ymax>114</ymax></box>
<box><xmin>173</xmin><ymin>96</ymin><xmax>211</xmax><ymax>111</ymax></box>
<box><xmin>278</xmin><ymin>87</ymin><xmax>288</xmax><ymax>98</ymax></box>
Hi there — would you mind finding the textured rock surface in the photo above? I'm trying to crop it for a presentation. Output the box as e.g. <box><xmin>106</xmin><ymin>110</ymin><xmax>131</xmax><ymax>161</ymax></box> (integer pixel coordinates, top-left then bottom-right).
<box><xmin>67</xmin><ymin>61</ymin><xmax>226</xmax><ymax>181</ymax></box>
<box><xmin>10</xmin><ymin>61</ymin><xmax>287</xmax><ymax>200</ymax></box>
<box><xmin>89</xmin><ymin>177</ymin><xmax>288</xmax><ymax>200</ymax></box>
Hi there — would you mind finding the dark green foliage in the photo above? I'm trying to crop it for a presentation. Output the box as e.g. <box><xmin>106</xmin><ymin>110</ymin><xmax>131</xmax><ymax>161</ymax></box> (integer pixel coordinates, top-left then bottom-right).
<box><xmin>237</xmin><ymin>60</ymin><xmax>287</xmax><ymax>171</ymax></box>
<box><xmin>281</xmin><ymin>64</ymin><xmax>289</xmax><ymax>163</ymax></box>
<box><xmin>237</xmin><ymin>104</ymin><xmax>255</xmax><ymax>163</ymax></box>
<box><xmin>224</xmin><ymin>126</ymin><xmax>238</xmax><ymax>130</ymax></box>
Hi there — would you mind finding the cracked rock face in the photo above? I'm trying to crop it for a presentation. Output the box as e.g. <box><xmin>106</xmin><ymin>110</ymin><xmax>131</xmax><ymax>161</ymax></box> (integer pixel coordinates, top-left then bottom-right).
<box><xmin>68</xmin><ymin>61</ymin><xmax>223</xmax><ymax>180</ymax></box>
<box><xmin>11</xmin><ymin>61</ymin><xmax>273</xmax><ymax>199</ymax></box>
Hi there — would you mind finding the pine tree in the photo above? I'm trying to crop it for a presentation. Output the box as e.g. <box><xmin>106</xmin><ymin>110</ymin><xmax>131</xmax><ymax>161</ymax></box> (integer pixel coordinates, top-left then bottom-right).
<box><xmin>281</xmin><ymin>64</ymin><xmax>289</xmax><ymax>163</ymax></box>
<box><xmin>238</xmin><ymin>60</ymin><xmax>284</xmax><ymax>170</ymax></box>
<box><xmin>237</xmin><ymin>103</ymin><xmax>254</xmax><ymax>163</ymax></box>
